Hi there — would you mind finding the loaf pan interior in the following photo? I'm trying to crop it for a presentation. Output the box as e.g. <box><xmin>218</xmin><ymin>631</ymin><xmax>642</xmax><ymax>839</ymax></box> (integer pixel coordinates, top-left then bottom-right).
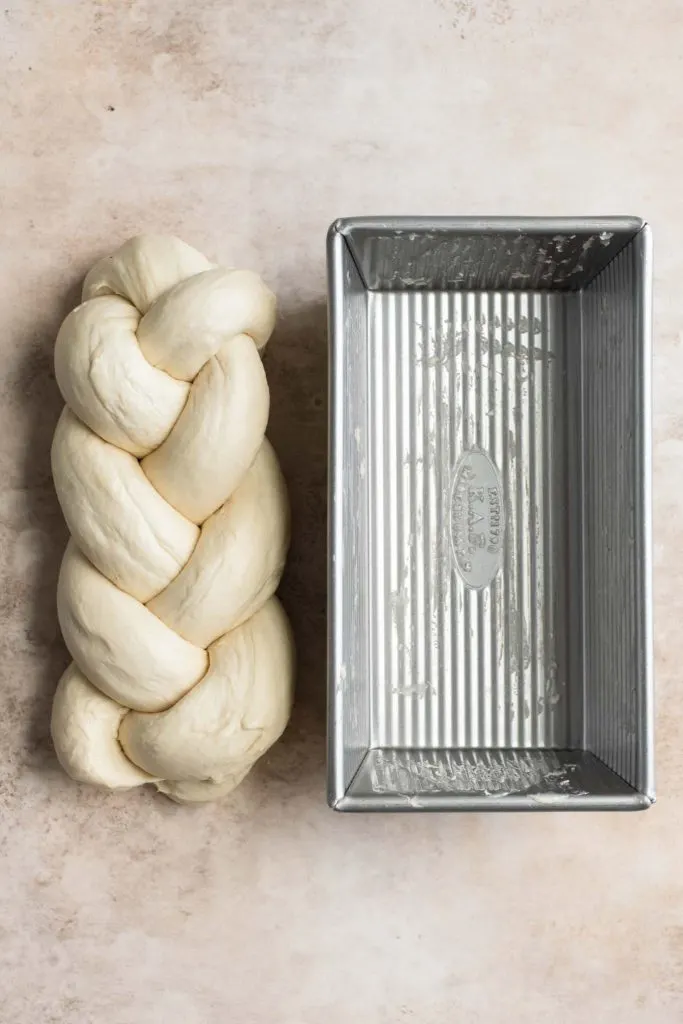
<box><xmin>328</xmin><ymin>217</ymin><xmax>653</xmax><ymax>811</ymax></box>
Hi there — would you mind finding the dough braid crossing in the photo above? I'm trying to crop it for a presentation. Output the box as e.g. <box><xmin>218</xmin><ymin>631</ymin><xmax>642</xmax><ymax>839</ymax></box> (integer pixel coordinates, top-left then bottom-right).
<box><xmin>50</xmin><ymin>235</ymin><xmax>294</xmax><ymax>803</ymax></box>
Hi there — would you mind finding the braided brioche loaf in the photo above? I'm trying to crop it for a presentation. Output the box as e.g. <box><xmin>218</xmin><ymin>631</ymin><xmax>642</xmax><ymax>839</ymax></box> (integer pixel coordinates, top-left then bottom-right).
<box><xmin>50</xmin><ymin>235</ymin><xmax>294</xmax><ymax>803</ymax></box>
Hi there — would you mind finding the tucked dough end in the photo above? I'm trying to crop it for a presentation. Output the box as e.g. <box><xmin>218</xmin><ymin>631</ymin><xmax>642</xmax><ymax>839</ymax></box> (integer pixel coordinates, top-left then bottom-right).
<box><xmin>51</xmin><ymin>664</ymin><xmax>154</xmax><ymax>790</ymax></box>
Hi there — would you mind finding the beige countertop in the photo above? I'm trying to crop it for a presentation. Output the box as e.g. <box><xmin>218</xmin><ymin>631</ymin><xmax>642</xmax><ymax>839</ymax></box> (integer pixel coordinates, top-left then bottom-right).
<box><xmin>1</xmin><ymin>1</ymin><xmax>682</xmax><ymax>1020</ymax></box>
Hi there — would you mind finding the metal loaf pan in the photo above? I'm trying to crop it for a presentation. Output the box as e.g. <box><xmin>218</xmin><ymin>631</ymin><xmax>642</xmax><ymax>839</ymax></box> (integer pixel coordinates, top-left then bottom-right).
<box><xmin>328</xmin><ymin>217</ymin><xmax>653</xmax><ymax>811</ymax></box>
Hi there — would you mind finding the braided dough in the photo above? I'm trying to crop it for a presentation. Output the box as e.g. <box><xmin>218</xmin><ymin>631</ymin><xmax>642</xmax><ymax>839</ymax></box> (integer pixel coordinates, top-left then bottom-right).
<box><xmin>50</xmin><ymin>235</ymin><xmax>295</xmax><ymax>803</ymax></box>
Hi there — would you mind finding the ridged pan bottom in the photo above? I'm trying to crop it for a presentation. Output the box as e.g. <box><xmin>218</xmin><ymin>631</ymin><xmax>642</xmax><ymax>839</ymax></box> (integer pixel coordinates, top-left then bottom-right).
<box><xmin>367</xmin><ymin>290</ymin><xmax>578</xmax><ymax>751</ymax></box>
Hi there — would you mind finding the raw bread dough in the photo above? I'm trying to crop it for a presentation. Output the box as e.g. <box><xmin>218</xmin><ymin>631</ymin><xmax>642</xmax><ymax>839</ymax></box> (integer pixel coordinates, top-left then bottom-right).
<box><xmin>50</xmin><ymin>234</ymin><xmax>294</xmax><ymax>803</ymax></box>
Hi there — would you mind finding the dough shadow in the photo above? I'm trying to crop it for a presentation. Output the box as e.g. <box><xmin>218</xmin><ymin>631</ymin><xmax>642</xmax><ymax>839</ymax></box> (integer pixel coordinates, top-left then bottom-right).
<box><xmin>18</xmin><ymin>277</ymin><xmax>82</xmax><ymax>777</ymax></box>
<box><xmin>19</xmin><ymin>289</ymin><xmax>329</xmax><ymax>802</ymax></box>
<box><xmin>249</xmin><ymin>301</ymin><xmax>329</xmax><ymax>804</ymax></box>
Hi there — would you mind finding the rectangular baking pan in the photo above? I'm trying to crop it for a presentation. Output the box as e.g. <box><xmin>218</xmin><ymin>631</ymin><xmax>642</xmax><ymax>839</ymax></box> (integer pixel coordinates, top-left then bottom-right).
<box><xmin>328</xmin><ymin>216</ymin><xmax>653</xmax><ymax>811</ymax></box>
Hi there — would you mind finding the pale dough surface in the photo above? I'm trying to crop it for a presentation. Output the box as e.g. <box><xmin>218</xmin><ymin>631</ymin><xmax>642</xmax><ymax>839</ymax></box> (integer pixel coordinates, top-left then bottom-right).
<box><xmin>50</xmin><ymin>234</ymin><xmax>294</xmax><ymax>802</ymax></box>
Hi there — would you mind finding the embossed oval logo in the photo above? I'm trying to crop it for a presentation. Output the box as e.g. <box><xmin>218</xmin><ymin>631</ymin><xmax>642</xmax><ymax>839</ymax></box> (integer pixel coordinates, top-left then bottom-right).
<box><xmin>450</xmin><ymin>449</ymin><xmax>505</xmax><ymax>589</ymax></box>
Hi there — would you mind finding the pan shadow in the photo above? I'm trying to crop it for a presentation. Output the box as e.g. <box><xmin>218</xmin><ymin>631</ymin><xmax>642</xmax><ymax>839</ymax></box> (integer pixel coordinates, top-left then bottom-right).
<box><xmin>249</xmin><ymin>301</ymin><xmax>329</xmax><ymax>804</ymax></box>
